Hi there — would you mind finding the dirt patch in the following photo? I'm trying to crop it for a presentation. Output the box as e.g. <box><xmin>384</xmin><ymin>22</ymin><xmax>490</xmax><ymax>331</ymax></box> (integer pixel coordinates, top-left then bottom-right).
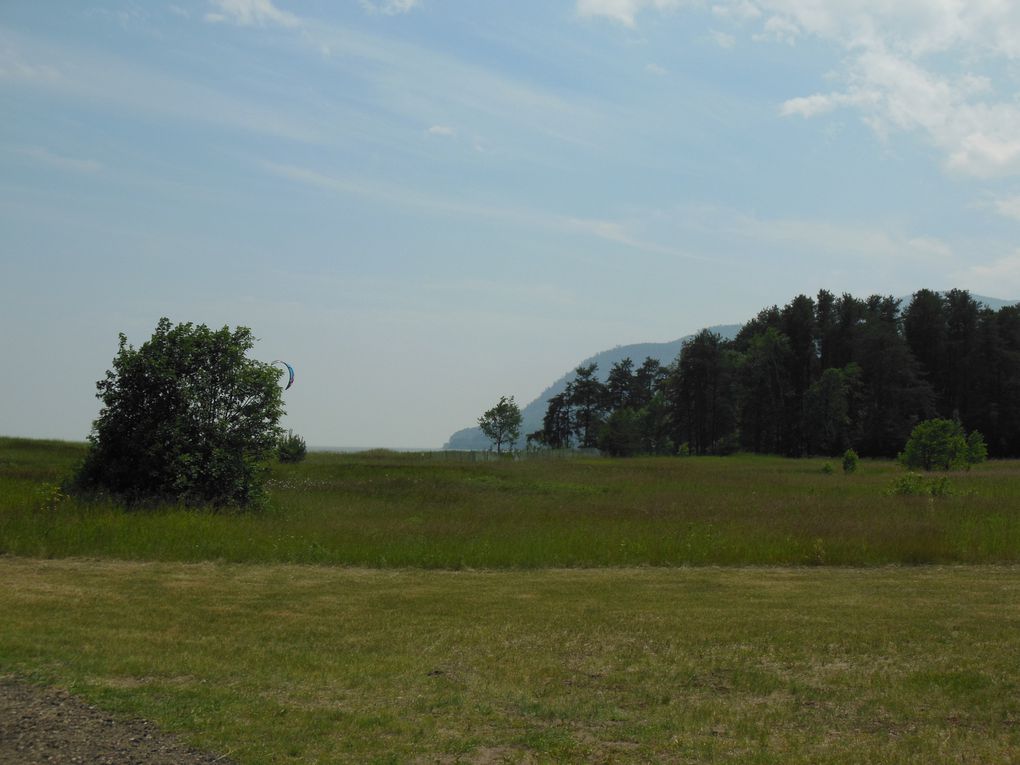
<box><xmin>0</xmin><ymin>676</ymin><xmax>234</xmax><ymax>765</ymax></box>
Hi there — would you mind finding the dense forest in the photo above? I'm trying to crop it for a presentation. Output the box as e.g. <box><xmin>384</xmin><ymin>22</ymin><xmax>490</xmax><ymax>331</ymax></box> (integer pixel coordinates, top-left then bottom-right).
<box><xmin>531</xmin><ymin>289</ymin><xmax>1020</xmax><ymax>458</ymax></box>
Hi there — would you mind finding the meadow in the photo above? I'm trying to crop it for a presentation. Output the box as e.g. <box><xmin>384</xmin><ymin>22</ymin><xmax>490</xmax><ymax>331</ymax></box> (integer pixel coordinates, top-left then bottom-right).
<box><xmin>2</xmin><ymin>437</ymin><xmax>1020</xmax><ymax>763</ymax></box>
<box><xmin>3</xmin><ymin>437</ymin><xmax>1020</xmax><ymax>567</ymax></box>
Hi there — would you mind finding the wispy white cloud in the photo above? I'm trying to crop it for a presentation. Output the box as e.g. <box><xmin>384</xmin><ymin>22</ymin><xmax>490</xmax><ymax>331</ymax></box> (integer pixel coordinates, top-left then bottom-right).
<box><xmin>575</xmin><ymin>0</ymin><xmax>687</xmax><ymax>28</ymax></box>
<box><xmin>710</xmin><ymin>30</ymin><xmax>736</xmax><ymax>49</ymax></box>
<box><xmin>427</xmin><ymin>124</ymin><xmax>455</xmax><ymax>136</ymax></box>
<box><xmin>0</xmin><ymin>44</ymin><xmax>62</xmax><ymax>82</ymax></box>
<box><xmin>781</xmin><ymin>49</ymin><xmax>1020</xmax><ymax>177</ymax></box>
<box><xmin>959</xmin><ymin>251</ymin><xmax>1020</xmax><ymax>296</ymax></box>
<box><xmin>671</xmin><ymin>204</ymin><xmax>955</xmax><ymax>263</ymax></box>
<box><xmin>359</xmin><ymin>0</ymin><xmax>422</xmax><ymax>16</ymax></box>
<box><xmin>15</xmin><ymin>146</ymin><xmax>102</xmax><ymax>173</ymax></box>
<box><xmin>711</xmin><ymin>2</ymin><xmax>760</xmax><ymax>22</ymax></box>
<box><xmin>743</xmin><ymin>1</ymin><xmax>1020</xmax><ymax>177</ymax></box>
<box><xmin>0</xmin><ymin>30</ymin><xmax>322</xmax><ymax>143</ymax></box>
<box><xmin>261</xmin><ymin>161</ymin><xmax>710</xmax><ymax>262</ymax></box>
<box><xmin>604</xmin><ymin>1</ymin><xmax>1020</xmax><ymax>178</ymax></box>
<box><xmin>753</xmin><ymin>15</ymin><xmax>799</xmax><ymax>44</ymax></box>
<box><xmin>565</xmin><ymin>217</ymin><xmax>710</xmax><ymax>261</ymax></box>
<box><xmin>748</xmin><ymin>217</ymin><xmax>954</xmax><ymax>263</ymax></box>
<box><xmin>984</xmin><ymin>194</ymin><xmax>1020</xmax><ymax>222</ymax></box>
<box><xmin>645</xmin><ymin>62</ymin><xmax>668</xmax><ymax>75</ymax></box>
<box><xmin>205</xmin><ymin>0</ymin><xmax>301</xmax><ymax>28</ymax></box>
<box><xmin>733</xmin><ymin>1</ymin><xmax>1020</xmax><ymax>58</ymax></box>
<box><xmin>296</xmin><ymin>20</ymin><xmax>611</xmax><ymax>152</ymax></box>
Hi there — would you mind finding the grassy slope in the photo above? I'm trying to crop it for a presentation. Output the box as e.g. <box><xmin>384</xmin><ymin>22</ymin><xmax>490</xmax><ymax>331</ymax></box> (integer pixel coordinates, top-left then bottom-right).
<box><xmin>2</xmin><ymin>558</ymin><xmax>1019</xmax><ymax>764</ymax></box>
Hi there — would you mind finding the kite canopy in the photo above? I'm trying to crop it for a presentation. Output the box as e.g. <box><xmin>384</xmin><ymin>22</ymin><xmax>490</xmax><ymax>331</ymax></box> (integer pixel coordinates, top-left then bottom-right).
<box><xmin>272</xmin><ymin>360</ymin><xmax>295</xmax><ymax>390</ymax></box>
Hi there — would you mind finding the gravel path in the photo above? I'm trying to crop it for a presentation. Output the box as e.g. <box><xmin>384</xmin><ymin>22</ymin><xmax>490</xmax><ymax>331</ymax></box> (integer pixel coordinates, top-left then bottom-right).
<box><xmin>0</xmin><ymin>677</ymin><xmax>235</xmax><ymax>765</ymax></box>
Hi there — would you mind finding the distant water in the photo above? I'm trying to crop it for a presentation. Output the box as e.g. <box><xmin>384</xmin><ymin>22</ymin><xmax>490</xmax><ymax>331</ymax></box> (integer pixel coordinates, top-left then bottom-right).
<box><xmin>310</xmin><ymin>446</ymin><xmax>441</xmax><ymax>453</ymax></box>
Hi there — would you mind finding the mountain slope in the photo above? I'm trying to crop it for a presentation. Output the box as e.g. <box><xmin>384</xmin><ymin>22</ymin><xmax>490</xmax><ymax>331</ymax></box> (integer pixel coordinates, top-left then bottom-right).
<box><xmin>443</xmin><ymin>324</ymin><xmax>740</xmax><ymax>450</ymax></box>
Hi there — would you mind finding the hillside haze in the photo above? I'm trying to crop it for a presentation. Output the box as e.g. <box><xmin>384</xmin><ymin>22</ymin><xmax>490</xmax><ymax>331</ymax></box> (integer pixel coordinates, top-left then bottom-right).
<box><xmin>444</xmin><ymin>325</ymin><xmax>741</xmax><ymax>450</ymax></box>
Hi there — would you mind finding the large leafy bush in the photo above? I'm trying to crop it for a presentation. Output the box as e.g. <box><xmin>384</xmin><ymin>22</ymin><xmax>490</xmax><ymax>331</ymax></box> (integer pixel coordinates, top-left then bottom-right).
<box><xmin>900</xmin><ymin>418</ymin><xmax>986</xmax><ymax>472</ymax></box>
<box><xmin>73</xmin><ymin>318</ymin><xmax>284</xmax><ymax>508</ymax></box>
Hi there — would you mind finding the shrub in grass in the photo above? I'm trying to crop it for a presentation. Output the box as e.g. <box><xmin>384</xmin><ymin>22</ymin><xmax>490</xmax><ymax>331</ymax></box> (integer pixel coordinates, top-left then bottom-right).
<box><xmin>900</xmin><ymin>418</ymin><xmax>986</xmax><ymax>472</ymax></box>
<box><xmin>842</xmin><ymin>449</ymin><xmax>859</xmax><ymax>474</ymax></box>
<box><xmin>966</xmin><ymin>430</ymin><xmax>988</xmax><ymax>467</ymax></box>
<box><xmin>889</xmin><ymin>472</ymin><xmax>953</xmax><ymax>497</ymax></box>
<box><xmin>821</xmin><ymin>462</ymin><xmax>834</xmax><ymax>474</ymax></box>
<box><xmin>71</xmin><ymin>318</ymin><xmax>284</xmax><ymax>509</ymax></box>
<box><xmin>278</xmin><ymin>431</ymin><xmax>307</xmax><ymax>463</ymax></box>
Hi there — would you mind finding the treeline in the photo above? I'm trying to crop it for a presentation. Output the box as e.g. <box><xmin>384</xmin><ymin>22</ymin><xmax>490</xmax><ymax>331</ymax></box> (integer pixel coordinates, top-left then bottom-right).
<box><xmin>530</xmin><ymin>289</ymin><xmax>1020</xmax><ymax>458</ymax></box>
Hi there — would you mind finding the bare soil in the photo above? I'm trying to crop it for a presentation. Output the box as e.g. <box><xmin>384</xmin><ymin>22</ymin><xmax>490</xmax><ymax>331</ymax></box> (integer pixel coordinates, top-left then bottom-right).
<box><xmin>0</xmin><ymin>676</ymin><xmax>234</xmax><ymax>765</ymax></box>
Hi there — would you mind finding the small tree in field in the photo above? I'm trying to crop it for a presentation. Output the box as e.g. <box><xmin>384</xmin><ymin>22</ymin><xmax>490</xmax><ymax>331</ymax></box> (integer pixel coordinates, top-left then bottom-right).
<box><xmin>278</xmin><ymin>430</ymin><xmax>307</xmax><ymax>463</ymax></box>
<box><xmin>72</xmin><ymin>318</ymin><xmax>285</xmax><ymax>508</ymax></box>
<box><xmin>900</xmin><ymin>418</ymin><xmax>985</xmax><ymax>471</ymax></box>
<box><xmin>966</xmin><ymin>430</ymin><xmax>988</xmax><ymax>467</ymax></box>
<box><xmin>478</xmin><ymin>395</ymin><xmax>522</xmax><ymax>454</ymax></box>
<box><xmin>842</xmin><ymin>448</ymin><xmax>859</xmax><ymax>474</ymax></box>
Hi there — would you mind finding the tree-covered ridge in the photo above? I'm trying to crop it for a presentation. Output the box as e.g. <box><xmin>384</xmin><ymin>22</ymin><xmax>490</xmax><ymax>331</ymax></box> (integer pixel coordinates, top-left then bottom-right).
<box><xmin>534</xmin><ymin>290</ymin><xmax>1020</xmax><ymax>458</ymax></box>
<box><xmin>443</xmin><ymin>327</ymin><xmax>740</xmax><ymax>450</ymax></box>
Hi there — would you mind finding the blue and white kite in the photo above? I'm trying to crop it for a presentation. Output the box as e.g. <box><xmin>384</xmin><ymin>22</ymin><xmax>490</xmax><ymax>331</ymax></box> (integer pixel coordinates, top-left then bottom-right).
<box><xmin>273</xmin><ymin>360</ymin><xmax>295</xmax><ymax>391</ymax></box>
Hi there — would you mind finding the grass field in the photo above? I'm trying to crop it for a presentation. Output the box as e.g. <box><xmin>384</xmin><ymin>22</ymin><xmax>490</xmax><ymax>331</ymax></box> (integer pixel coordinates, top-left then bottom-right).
<box><xmin>2</xmin><ymin>558</ymin><xmax>1019</xmax><ymax>763</ymax></box>
<box><xmin>3</xmin><ymin>437</ymin><xmax>1020</xmax><ymax>567</ymax></box>
<box><xmin>2</xmin><ymin>437</ymin><xmax>1019</xmax><ymax>762</ymax></box>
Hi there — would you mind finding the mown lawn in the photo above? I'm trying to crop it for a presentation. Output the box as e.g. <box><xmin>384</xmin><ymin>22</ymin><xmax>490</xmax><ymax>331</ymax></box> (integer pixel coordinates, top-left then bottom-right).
<box><xmin>2</xmin><ymin>558</ymin><xmax>1019</xmax><ymax>764</ymax></box>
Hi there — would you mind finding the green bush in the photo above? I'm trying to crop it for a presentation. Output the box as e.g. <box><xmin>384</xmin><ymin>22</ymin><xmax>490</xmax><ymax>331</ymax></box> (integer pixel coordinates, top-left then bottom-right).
<box><xmin>72</xmin><ymin>318</ymin><xmax>284</xmax><ymax>508</ymax></box>
<box><xmin>966</xmin><ymin>430</ymin><xmax>988</xmax><ymax>467</ymax></box>
<box><xmin>888</xmin><ymin>472</ymin><xmax>953</xmax><ymax>497</ymax></box>
<box><xmin>842</xmin><ymin>448</ymin><xmax>859</xmax><ymax>474</ymax></box>
<box><xmin>278</xmin><ymin>431</ymin><xmax>308</xmax><ymax>463</ymax></box>
<box><xmin>900</xmin><ymin>419</ymin><xmax>985</xmax><ymax>471</ymax></box>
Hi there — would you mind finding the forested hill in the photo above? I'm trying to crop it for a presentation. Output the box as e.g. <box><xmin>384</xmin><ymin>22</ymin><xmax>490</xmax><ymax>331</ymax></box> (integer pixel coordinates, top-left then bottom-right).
<box><xmin>446</xmin><ymin>290</ymin><xmax>1020</xmax><ymax>457</ymax></box>
<box><xmin>443</xmin><ymin>325</ymin><xmax>740</xmax><ymax>451</ymax></box>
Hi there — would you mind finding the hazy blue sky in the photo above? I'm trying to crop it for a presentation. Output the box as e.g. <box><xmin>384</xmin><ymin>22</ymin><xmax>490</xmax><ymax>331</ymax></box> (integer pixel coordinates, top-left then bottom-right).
<box><xmin>4</xmin><ymin>0</ymin><xmax>1020</xmax><ymax>447</ymax></box>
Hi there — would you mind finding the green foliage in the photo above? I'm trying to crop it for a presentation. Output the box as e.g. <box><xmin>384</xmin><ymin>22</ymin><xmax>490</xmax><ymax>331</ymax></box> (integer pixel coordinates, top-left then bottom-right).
<box><xmin>568</xmin><ymin>363</ymin><xmax>606</xmax><ymax>448</ymax></box>
<box><xmin>900</xmin><ymin>418</ymin><xmax>970</xmax><ymax>471</ymax></box>
<box><xmin>805</xmin><ymin>365</ymin><xmax>861</xmax><ymax>456</ymax></box>
<box><xmin>842</xmin><ymin>448</ymin><xmax>859</xmax><ymax>474</ymax></box>
<box><xmin>598</xmin><ymin>407</ymin><xmax>644</xmax><ymax>457</ymax></box>
<box><xmin>278</xmin><ymin>430</ymin><xmax>307</xmax><ymax>463</ymax></box>
<box><xmin>670</xmin><ymin>330</ymin><xmax>738</xmax><ymax>455</ymax></box>
<box><xmin>967</xmin><ymin>430</ymin><xmax>988</xmax><ymax>467</ymax></box>
<box><xmin>539</xmin><ymin>391</ymin><xmax>573</xmax><ymax>449</ymax></box>
<box><xmin>538</xmin><ymin>288</ymin><xmax>1020</xmax><ymax>460</ymax></box>
<box><xmin>888</xmin><ymin>472</ymin><xmax>954</xmax><ymax>497</ymax></box>
<box><xmin>71</xmin><ymin>318</ymin><xmax>284</xmax><ymax>508</ymax></box>
<box><xmin>821</xmin><ymin>462</ymin><xmax>834</xmax><ymax>474</ymax></box>
<box><xmin>477</xmin><ymin>395</ymin><xmax>523</xmax><ymax>454</ymax></box>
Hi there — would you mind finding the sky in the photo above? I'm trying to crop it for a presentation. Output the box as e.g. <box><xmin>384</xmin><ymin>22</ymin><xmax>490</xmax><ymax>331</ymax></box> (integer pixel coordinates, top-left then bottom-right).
<box><xmin>4</xmin><ymin>0</ymin><xmax>1020</xmax><ymax>448</ymax></box>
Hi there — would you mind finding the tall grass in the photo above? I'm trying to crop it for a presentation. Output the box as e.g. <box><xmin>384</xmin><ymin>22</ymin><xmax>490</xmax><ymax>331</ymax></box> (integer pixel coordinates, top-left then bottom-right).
<box><xmin>2</xmin><ymin>437</ymin><xmax>1019</xmax><ymax>567</ymax></box>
